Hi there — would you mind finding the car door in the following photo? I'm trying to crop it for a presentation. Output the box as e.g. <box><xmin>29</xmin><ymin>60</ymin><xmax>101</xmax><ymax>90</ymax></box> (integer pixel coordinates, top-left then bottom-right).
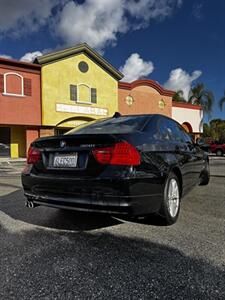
<box><xmin>180</xmin><ymin>127</ymin><xmax>205</xmax><ymax>185</ymax></box>
<box><xmin>148</xmin><ymin>117</ymin><xmax>195</xmax><ymax>191</ymax></box>
<box><xmin>161</xmin><ymin>119</ymin><xmax>195</xmax><ymax>191</ymax></box>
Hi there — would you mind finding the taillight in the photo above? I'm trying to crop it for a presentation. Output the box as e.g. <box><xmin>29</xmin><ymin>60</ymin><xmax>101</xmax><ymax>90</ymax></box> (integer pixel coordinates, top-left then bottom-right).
<box><xmin>27</xmin><ymin>147</ymin><xmax>41</xmax><ymax>164</ymax></box>
<box><xmin>92</xmin><ymin>141</ymin><xmax>140</xmax><ymax>166</ymax></box>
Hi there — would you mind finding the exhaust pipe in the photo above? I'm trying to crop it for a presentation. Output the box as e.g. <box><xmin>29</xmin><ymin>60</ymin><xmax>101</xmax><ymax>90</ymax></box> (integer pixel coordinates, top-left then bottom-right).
<box><xmin>25</xmin><ymin>199</ymin><xmax>35</xmax><ymax>208</ymax></box>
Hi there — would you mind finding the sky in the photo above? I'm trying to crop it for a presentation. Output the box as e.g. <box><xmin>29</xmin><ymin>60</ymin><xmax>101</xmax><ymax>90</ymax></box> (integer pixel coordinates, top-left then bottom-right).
<box><xmin>0</xmin><ymin>0</ymin><xmax>224</xmax><ymax>121</ymax></box>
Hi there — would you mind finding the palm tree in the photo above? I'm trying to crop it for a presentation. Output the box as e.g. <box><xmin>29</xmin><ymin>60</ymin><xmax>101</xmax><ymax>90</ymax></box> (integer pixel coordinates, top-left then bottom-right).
<box><xmin>172</xmin><ymin>90</ymin><xmax>186</xmax><ymax>103</ymax></box>
<box><xmin>219</xmin><ymin>90</ymin><xmax>225</xmax><ymax>110</ymax></box>
<box><xmin>188</xmin><ymin>83</ymin><xmax>214</xmax><ymax>117</ymax></box>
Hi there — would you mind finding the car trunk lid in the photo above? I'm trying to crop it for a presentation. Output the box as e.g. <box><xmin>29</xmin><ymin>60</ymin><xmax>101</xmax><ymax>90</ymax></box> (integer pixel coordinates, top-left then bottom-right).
<box><xmin>31</xmin><ymin>134</ymin><xmax>122</xmax><ymax>178</ymax></box>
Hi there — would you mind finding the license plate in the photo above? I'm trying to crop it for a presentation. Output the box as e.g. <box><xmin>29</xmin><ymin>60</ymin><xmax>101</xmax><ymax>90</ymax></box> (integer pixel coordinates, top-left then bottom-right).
<box><xmin>53</xmin><ymin>153</ymin><xmax>78</xmax><ymax>168</ymax></box>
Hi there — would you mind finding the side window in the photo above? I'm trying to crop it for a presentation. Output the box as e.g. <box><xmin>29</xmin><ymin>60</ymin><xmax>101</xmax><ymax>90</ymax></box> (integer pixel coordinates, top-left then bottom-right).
<box><xmin>147</xmin><ymin>118</ymin><xmax>173</xmax><ymax>141</ymax></box>
<box><xmin>144</xmin><ymin>117</ymin><xmax>190</xmax><ymax>144</ymax></box>
<box><xmin>158</xmin><ymin>119</ymin><xmax>173</xmax><ymax>141</ymax></box>
<box><xmin>161</xmin><ymin>119</ymin><xmax>186</xmax><ymax>143</ymax></box>
<box><xmin>143</xmin><ymin>118</ymin><xmax>157</xmax><ymax>138</ymax></box>
<box><xmin>179</xmin><ymin>126</ymin><xmax>193</xmax><ymax>143</ymax></box>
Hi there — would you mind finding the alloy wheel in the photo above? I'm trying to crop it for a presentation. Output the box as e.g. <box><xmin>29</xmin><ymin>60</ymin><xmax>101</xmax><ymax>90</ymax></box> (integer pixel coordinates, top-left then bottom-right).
<box><xmin>167</xmin><ymin>178</ymin><xmax>180</xmax><ymax>218</ymax></box>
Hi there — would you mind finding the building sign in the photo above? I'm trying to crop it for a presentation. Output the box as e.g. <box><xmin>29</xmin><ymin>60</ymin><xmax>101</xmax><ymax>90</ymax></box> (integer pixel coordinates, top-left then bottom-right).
<box><xmin>56</xmin><ymin>103</ymin><xmax>108</xmax><ymax>116</ymax></box>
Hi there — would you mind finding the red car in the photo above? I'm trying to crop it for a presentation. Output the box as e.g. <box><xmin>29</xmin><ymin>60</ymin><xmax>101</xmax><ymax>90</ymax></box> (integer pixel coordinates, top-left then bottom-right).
<box><xmin>210</xmin><ymin>141</ymin><xmax>225</xmax><ymax>156</ymax></box>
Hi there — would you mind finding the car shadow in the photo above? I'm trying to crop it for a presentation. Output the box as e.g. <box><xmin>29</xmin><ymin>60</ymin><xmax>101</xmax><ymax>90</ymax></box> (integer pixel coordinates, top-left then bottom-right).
<box><xmin>1</xmin><ymin>225</ymin><xmax>225</xmax><ymax>299</ymax></box>
<box><xmin>118</xmin><ymin>214</ymin><xmax>168</xmax><ymax>226</ymax></box>
<box><xmin>0</xmin><ymin>188</ymin><xmax>123</xmax><ymax>231</ymax></box>
<box><xmin>0</xmin><ymin>187</ymin><xmax>170</xmax><ymax>230</ymax></box>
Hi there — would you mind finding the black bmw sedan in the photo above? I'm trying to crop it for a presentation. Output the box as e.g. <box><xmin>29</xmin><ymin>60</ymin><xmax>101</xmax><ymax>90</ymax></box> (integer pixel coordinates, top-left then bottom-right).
<box><xmin>22</xmin><ymin>114</ymin><xmax>210</xmax><ymax>225</ymax></box>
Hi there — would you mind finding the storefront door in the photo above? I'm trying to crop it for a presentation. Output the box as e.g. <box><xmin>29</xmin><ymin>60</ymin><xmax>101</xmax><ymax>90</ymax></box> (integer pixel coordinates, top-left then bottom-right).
<box><xmin>0</xmin><ymin>127</ymin><xmax>10</xmax><ymax>157</ymax></box>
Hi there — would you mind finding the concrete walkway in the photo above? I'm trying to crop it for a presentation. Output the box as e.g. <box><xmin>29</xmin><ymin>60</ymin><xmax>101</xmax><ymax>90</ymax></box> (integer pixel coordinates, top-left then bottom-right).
<box><xmin>0</xmin><ymin>157</ymin><xmax>26</xmax><ymax>166</ymax></box>
<box><xmin>0</xmin><ymin>158</ymin><xmax>26</xmax><ymax>175</ymax></box>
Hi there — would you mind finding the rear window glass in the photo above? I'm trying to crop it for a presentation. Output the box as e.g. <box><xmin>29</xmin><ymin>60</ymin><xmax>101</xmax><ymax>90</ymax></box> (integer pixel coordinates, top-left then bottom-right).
<box><xmin>66</xmin><ymin>116</ymin><xmax>150</xmax><ymax>135</ymax></box>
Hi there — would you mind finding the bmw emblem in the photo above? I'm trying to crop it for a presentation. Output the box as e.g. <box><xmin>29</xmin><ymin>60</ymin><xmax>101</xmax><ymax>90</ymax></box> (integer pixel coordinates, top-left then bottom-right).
<box><xmin>60</xmin><ymin>140</ymin><xmax>66</xmax><ymax>148</ymax></box>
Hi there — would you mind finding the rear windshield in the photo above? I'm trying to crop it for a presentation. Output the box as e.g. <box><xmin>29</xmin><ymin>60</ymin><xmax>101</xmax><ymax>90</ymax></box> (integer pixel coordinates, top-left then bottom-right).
<box><xmin>66</xmin><ymin>116</ymin><xmax>150</xmax><ymax>135</ymax></box>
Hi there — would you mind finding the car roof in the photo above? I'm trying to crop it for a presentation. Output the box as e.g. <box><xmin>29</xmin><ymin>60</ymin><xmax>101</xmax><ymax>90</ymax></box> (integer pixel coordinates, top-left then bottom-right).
<box><xmin>119</xmin><ymin>114</ymin><xmax>178</xmax><ymax>124</ymax></box>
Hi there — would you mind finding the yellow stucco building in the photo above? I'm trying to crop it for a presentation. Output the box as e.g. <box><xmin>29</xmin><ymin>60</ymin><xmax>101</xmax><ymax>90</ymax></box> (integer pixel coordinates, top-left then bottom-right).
<box><xmin>35</xmin><ymin>43</ymin><xmax>123</xmax><ymax>136</ymax></box>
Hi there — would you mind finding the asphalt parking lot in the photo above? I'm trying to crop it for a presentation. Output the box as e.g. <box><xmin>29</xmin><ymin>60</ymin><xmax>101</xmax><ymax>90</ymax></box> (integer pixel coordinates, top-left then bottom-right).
<box><xmin>0</xmin><ymin>158</ymin><xmax>225</xmax><ymax>299</ymax></box>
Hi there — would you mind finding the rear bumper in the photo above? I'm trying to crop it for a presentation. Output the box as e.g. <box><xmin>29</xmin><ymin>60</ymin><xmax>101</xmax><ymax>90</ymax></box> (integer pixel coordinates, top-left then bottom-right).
<box><xmin>22</xmin><ymin>173</ymin><xmax>164</xmax><ymax>216</ymax></box>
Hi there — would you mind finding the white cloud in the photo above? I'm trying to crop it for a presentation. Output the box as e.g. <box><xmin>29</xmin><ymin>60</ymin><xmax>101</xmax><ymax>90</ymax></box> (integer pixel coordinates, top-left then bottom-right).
<box><xmin>55</xmin><ymin>0</ymin><xmax>127</xmax><ymax>51</ymax></box>
<box><xmin>164</xmin><ymin>68</ymin><xmax>202</xmax><ymax>99</ymax></box>
<box><xmin>0</xmin><ymin>0</ymin><xmax>65</xmax><ymax>37</ymax></box>
<box><xmin>20</xmin><ymin>51</ymin><xmax>43</xmax><ymax>62</ymax></box>
<box><xmin>127</xmin><ymin>0</ymin><xmax>182</xmax><ymax>25</ymax></box>
<box><xmin>0</xmin><ymin>0</ymin><xmax>182</xmax><ymax>53</ymax></box>
<box><xmin>0</xmin><ymin>54</ymin><xmax>12</xmax><ymax>59</ymax></box>
<box><xmin>119</xmin><ymin>53</ymin><xmax>154</xmax><ymax>82</ymax></box>
<box><xmin>55</xmin><ymin>0</ymin><xmax>182</xmax><ymax>51</ymax></box>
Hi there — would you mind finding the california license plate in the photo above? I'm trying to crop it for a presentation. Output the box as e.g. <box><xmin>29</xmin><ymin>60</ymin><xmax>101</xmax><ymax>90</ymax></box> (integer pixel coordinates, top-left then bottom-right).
<box><xmin>53</xmin><ymin>153</ymin><xmax>78</xmax><ymax>168</ymax></box>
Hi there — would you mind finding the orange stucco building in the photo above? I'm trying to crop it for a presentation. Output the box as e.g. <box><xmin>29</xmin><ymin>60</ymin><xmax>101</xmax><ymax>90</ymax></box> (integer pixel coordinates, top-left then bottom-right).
<box><xmin>0</xmin><ymin>57</ymin><xmax>41</xmax><ymax>157</ymax></box>
<box><xmin>118</xmin><ymin>79</ymin><xmax>203</xmax><ymax>138</ymax></box>
<box><xmin>118</xmin><ymin>80</ymin><xmax>174</xmax><ymax>117</ymax></box>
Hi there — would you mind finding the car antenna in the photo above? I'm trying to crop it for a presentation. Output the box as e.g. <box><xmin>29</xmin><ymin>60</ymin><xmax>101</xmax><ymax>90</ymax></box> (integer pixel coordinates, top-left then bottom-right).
<box><xmin>113</xmin><ymin>112</ymin><xmax>121</xmax><ymax>118</ymax></box>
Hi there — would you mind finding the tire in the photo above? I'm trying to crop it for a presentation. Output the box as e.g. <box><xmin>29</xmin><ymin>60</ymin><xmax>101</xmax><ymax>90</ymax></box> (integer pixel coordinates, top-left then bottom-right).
<box><xmin>199</xmin><ymin>162</ymin><xmax>210</xmax><ymax>185</ymax></box>
<box><xmin>159</xmin><ymin>172</ymin><xmax>181</xmax><ymax>225</ymax></box>
<box><xmin>216</xmin><ymin>149</ymin><xmax>223</xmax><ymax>156</ymax></box>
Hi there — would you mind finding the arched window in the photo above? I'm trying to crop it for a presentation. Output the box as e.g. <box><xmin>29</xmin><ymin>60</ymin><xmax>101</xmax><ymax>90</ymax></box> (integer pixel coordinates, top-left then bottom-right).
<box><xmin>69</xmin><ymin>83</ymin><xmax>97</xmax><ymax>104</ymax></box>
<box><xmin>3</xmin><ymin>72</ymin><xmax>24</xmax><ymax>96</ymax></box>
<box><xmin>78</xmin><ymin>83</ymin><xmax>90</xmax><ymax>103</ymax></box>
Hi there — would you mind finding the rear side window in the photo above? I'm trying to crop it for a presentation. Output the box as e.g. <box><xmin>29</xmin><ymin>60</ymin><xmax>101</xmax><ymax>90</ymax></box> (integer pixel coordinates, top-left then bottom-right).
<box><xmin>145</xmin><ymin>117</ymin><xmax>175</xmax><ymax>141</ymax></box>
<box><xmin>66</xmin><ymin>116</ymin><xmax>150</xmax><ymax>135</ymax></box>
<box><xmin>179</xmin><ymin>127</ymin><xmax>193</xmax><ymax>143</ymax></box>
<box><xmin>145</xmin><ymin>116</ymin><xmax>190</xmax><ymax>143</ymax></box>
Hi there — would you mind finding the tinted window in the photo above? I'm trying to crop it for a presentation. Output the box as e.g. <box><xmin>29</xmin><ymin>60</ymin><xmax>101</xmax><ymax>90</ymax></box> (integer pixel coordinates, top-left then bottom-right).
<box><xmin>179</xmin><ymin>127</ymin><xmax>193</xmax><ymax>143</ymax></box>
<box><xmin>144</xmin><ymin>117</ymin><xmax>172</xmax><ymax>140</ymax></box>
<box><xmin>157</xmin><ymin>118</ymin><xmax>174</xmax><ymax>141</ymax></box>
<box><xmin>66</xmin><ymin>116</ymin><xmax>150</xmax><ymax>135</ymax></box>
<box><xmin>149</xmin><ymin>118</ymin><xmax>180</xmax><ymax>141</ymax></box>
<box><xmin>144</xmin><ymin>116</ymin><xmax>191</xmax><ymax>143</ymax></box>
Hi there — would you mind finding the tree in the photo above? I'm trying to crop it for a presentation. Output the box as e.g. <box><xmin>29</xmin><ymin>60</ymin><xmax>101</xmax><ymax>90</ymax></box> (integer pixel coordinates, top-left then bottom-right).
<box><xmin>188</xmin><ymin>83</ymin><xmax>214</xmax><ymax>117</ymax></box>
<box><xmin>202</xmin><ymin>123</ymin><xmax>211</xmax><ymax>138</ymax></box>
<box><xmin>219</xmin><ymin>90</ymin><xmax>225</xmax><ymax>111</ymax></box>
<box><xmin>209</xmin><ymin>119</ymin><xmax>225</xmax><ymax>141</ymax></box>
<box><xmin>172</xmin><ymin>90</ymin><xmax>186</xmax><ymax>103</ymax></box>
<box><xmin>203</xmin><ymin>119</ymin><xmax>225</xmax><ymax>142</ymax></box>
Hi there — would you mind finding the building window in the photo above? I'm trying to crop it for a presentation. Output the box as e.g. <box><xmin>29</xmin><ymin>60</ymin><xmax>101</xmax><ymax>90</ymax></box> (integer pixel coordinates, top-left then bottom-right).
<box><xmin>70</xmin><ymin>85</ymin><xmax>77</xmax><ymax>101</ymax></box>
<box><xmin>70</xmin><ymin>84</ymin><xmax>97</xmax><ymax>104</ymax></box>
<box><xmin>78</xmin><ymin>61</ymin><xmax>89</xmax><ymax>73</ymax></box>
<box><xmin>78</xmin><ymin>84</ymin><xmax>90</xmax><ymax>103</ymax></box>
<box><xmin>91</xmin><ymin>88</ymin><xmax>97</xmax><ymax>103</ymax></box>
<box><xmin>0</xmin><ymin>73</ymin><xmax>32</xmax><ymax>97</ymax></box>
<box><xmin>3</xmin><ymin>72</ymin><xmax>24</xmax><ymax>97</ymax></box>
